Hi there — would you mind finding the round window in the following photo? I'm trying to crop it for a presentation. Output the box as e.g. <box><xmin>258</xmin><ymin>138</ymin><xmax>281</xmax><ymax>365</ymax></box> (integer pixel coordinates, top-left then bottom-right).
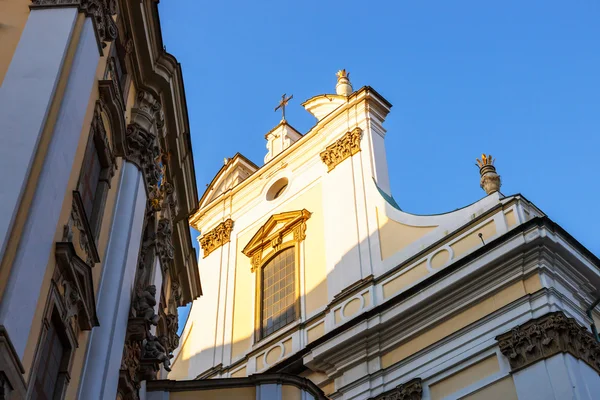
<box><xmin>266</xmin><ymin>177</ymin><xmax>289</xmax><ymax>201</ymax></box>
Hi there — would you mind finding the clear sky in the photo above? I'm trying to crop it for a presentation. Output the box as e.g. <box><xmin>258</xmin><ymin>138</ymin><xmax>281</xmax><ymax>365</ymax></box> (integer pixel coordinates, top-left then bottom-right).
<box><xmin>158</xmin><ymin>1</ymin><xmax>599</xmax><ymax>267</ymax></box>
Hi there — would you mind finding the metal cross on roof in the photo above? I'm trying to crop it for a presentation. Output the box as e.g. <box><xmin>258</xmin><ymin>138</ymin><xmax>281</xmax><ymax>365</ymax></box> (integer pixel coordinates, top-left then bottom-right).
<box><xmin>274</xmin><ymin>93</ymin><xmax>293</xmax><ymax>122</ymax></box>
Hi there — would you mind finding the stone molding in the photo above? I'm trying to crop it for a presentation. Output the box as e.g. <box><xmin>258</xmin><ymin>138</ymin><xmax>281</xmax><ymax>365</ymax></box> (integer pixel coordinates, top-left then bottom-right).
<box><xmin>496</xmin><ymin>311</ymin><xmax>600</xmax><ymax>373</ymax></box>
<box><xmin>368</xmin><ymin>378</ymin><xmax>422</xmax><ymax>400</ymax></box>
<box><xmin>30</xmin><ymin>0</ymin><xmax>118</xmax><ymax>51</ymax></box>
<box><xmin>199</xmin><ymin>219</ymin><xmax>234</xmax><ymax>258</ymax></box>
<box><xmin>320</xmin><ymin>127</ymin><xmax>362</xmax><ymax>172</ymax></box>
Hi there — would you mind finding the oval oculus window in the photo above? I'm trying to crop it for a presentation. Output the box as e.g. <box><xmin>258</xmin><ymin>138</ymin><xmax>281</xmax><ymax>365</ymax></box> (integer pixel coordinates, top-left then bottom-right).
<box><xmin>266</xmin><ymin>177</ymin><xmax>289</xmax><ymax>201</ymax></box>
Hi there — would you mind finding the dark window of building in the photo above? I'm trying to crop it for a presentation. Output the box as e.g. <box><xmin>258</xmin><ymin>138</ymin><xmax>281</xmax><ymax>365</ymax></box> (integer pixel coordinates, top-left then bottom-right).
<box><xmin>78</xmin><ymin>133</ymin><xmax>102</xmax><ymax>220</ymax></box>
<box><xmin>32</xmin><ymin>314</ymin><xmax>67</xmax><ymax>400</ymax></box>
<box><xmin>261</xmin><ymin>247</ymin><xmax>297</xmax><ymax>337</ymax></box>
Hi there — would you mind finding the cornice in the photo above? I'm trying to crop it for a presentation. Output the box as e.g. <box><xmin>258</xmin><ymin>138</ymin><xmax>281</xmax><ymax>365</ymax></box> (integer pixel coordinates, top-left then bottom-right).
<box><xmin>268</xmin><ymin>217</ymin><xmax>600</xmax><ymax>374</ymax></box>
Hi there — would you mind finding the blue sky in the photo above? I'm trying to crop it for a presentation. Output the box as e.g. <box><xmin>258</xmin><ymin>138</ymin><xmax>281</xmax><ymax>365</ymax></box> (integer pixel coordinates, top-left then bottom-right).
<box><xmin>159</xmin><ymin>1</ymin><xmax>599</xmax><ymax>283</ymax></box>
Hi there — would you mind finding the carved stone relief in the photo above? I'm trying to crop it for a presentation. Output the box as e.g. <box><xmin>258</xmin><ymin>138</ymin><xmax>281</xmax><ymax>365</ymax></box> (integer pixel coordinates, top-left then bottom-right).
<box><xmin>132</xmin><ymin>285</ymin><xmax>159</xmax><ymax>326</ymax></box>
<box><xmin>369</xmin><ymin>378</ymin><xmax>422</xmax><ymax>400</ymax></box>
<box><xmin>199</xmin><ymin>219</ymin><xmax>234</xmax><ymax>258</ymax></box>
<box><xmin>155</xmin><ymin>218</ymin><xmax>175</xmax><ymax>270</ymax></box>
<box><xmin>496</xmin><ymin>311</ymin><xmax>600</xmax><ymax>373</ymax></box>
<box><xmin>320</xmin><ymin>127</ymin><xmax>362</xmax><ymax>172</ymax></box>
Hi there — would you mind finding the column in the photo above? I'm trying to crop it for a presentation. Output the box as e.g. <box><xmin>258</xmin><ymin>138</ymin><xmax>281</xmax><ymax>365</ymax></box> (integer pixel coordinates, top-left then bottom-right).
<box><xmin>0</xmin><ymin>15</ymin><xmax>100</xmax><ymax>358</ymax></box>
<box><xmin>0</xmin><ymin>7</ymin><xmax>78</xmax><ymax>261</ymax></box>
<box><xmin>78</xmin><ymin>162</ymin><xmax>147</xmax><ymax>399</ymax></box>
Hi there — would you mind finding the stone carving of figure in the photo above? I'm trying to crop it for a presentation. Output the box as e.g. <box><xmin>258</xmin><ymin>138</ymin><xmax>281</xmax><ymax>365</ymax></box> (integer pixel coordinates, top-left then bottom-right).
<box><xmin>143</xmin><ymin>334</ymin><xmax>172</xmax><ymax>371</ymax></box>
<box><xmin>134</xmin><ymin>285</ymin><xmax>159</xmax><ymax>325</ymax></box>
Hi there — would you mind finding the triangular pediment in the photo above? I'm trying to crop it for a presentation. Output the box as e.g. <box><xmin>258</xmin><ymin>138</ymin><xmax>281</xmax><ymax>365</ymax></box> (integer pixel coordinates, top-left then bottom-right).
<box><xmin>199</xmin><ymin>153</ymin><xmax>259</xmax><ymax>209</ymax></box>
<box><xmin>242</xmin><ymin>209</ymin><xmax>311</xmax><ymax>256</ymax></box>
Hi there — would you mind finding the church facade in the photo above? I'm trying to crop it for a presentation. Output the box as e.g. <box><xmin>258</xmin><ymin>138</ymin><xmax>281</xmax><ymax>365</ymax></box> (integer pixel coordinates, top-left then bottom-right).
<box><xmin>0</xmin><ymin>1</ymin><xmax>200</xmax><ymax>399</ymax></box>
<box><xmin>165</xmin><ymin>72</ymin><xmax>600</xmax><ymax>400</ymax></box>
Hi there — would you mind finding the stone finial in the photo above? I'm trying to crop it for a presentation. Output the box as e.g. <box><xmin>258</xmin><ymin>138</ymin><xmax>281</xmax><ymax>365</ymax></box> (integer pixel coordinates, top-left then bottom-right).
<box><xmin>476</xmin><ymin>154</ymin><xmax>501</xmax><ymax>195</ymax></box>
<box><xmin>336</xmin><ymin>69</ymin><xmax>353</xmax><ymax>96</ymax></box>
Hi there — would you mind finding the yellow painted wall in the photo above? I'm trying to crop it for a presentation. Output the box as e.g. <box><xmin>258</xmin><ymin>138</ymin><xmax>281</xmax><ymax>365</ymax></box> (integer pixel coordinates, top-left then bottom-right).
<box><xmin>307</xmin><ymin>321</ymin><xmax>325</xmax><ymax>343</ymax></box>
<box><xmin>231</xmin><ymin>366</ymin><xmax>247</xmax><ymax>378</ymax></box>
<box><xmin>168</xmin><ymin>323</ymin><xmax>194</xmax><ymax>380</ymax></box>
<box><xmin>505</xmin><ymin>209</ymin><xmax>517</xmax><ymax>228</ymax></box>
<box><xmin>451</xmin><ymin>220</ymin><xmax>496</xmax><ymax>258</ymax></box>
<box><xmin>429</xmin><ymin>355</ymin><xmax>500</xmax><ymax>400</ymax></box>
<box><xmin>170</xmin><ymin>387</ymin><xmax>256</xmax><ymax>400</ymax></box>
<box><xmin>381</xmin><ymin>276</ymin><xmax>541</xmax><ymax>368</ymax></box>
<box><xmin>231</xmin><ymin>228</ymin><xmax>255</xmax><ymax>359</ymax></box>
<box><xmin>281</xmin><ymin>183</ymin><xmax>327</xmax><ymax>315</ymax></box>
<box><xmin>461</xmin><ymin>376</ymin><xmax>518</xmax><ymax>400</ymax></box>
<box><xmin>0</xmin><ymin>0</ymin><xmax>29</xmax><ymax>85</ymax></box>
<box><xmin>231</xmin><ymin>183</ymin><xmax>327</xmax><ymax>359</ymax></box>
<box><xmin>282</xmin><ymin>385</ymin><xmax>302</xmax><ymax>400</ymax></box>
<box><xmin>376</xmin><ymin>208</ymin><xmax>437</xmax><ymax>260</ymax></box>
<box><xmin>382</xmin><ymin>261</ymin><xmax>428</xmax><ymax>299</ymax></box>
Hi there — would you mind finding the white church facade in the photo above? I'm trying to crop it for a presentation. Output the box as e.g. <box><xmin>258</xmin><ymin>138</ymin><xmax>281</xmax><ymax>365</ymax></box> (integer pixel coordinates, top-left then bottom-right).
<box><xmin>154</xmin><ymin>72</ymin><xmax>600</xmax><ymax>400</ymax></box>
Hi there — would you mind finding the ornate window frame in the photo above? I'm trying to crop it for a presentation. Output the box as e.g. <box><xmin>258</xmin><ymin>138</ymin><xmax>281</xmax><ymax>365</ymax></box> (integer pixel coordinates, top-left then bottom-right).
<box><xmin>27</xmin><ymin>242</ymin><xmax>99</xmax><ymax>398</ymax></box>
<box><xmin>242</xmin><ymin>210</ymin><xmax>311</xmax><ymax>342</ymax></box>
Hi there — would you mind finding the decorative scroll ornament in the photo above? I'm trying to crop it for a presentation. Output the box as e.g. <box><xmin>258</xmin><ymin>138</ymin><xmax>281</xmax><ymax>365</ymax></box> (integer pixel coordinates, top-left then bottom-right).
<box><xmin>160</xmin><ymin>314</ymin><xmax>180</xmax><ymax>354</ymax></box>
<box><xmin>133</xmin><ymin>285</ymin><xmax>159</xmax><ymax>326</ymax></box>
<box><xmin>156</xmin><ymin>218</ymin><xmax>175</xmax><ymax>270</ymax></box>
<box><xmin>496</xmin><ymin>311</ymin><xmax>600</xmax><ymax>373</ymax></box>
<box><xmin>369</xmin><ymin>378</ymin><xmax>422</xmax><ymax>400</ymax></box>
<box><xmin>199</xmin><ymin>219</ymin><xmax>234</xmax><ymax>258</ymax></box>
<box><xmin>121</xmin><ymin>341</ymin><xmax>142</xmax><ymax>386</ymax></box>
<box><xmin>476</xmin><ymin>153</ymin><xmax>501</xmax><ymax>195</ymax></box>
<box><xmin>61</xmin><ymin>279</ymin><xmax>82</xmax><ymax>327</ymax></box>
<box><xmin>125</xmin><ymin>123</ymin><xmax>161</xmax><ymax>189</ymax></box>
<box><xmin>243</xmin><ymin>209</ymin><xmax>311</xmax><ymax>272</ymax></box>
<box><xmin>320</xmin><ymin>127</ymin><xmax>362</xmax><ymax>172</ymax></box>
<box><xmin>30</xmin><ymin>0</ymin><xmax>118</xmax><ymax>49</ymax></box>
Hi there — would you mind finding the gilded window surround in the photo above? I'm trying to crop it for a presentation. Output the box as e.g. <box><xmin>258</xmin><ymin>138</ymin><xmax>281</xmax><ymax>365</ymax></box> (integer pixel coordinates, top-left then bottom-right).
<box><xmin>242</xmin><ymin>209</ymin><xmax>311</xmax><ymax>272</ymax></box>
<box><xmin>319</xmin><ymin>127</ymin><xmax>362</xmax><ymax>172</ymax></box>
<box><xmin>242</xmin><ymin>210</ymin><xmax>311</xmax><ymax>343</ymax></box>
<box><xmin>199</xmin><ymin>219</ymin><xmax>234</xmax><ymax>258</ymax></box>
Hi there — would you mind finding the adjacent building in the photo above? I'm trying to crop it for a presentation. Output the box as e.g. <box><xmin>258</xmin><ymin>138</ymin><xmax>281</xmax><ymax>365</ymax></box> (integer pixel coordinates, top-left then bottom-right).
<box><xmin>0</xmin><ymin>1</ymin><xmax>200</xmax><ymax>399</ymax></box>
<box><xmin>165</xmin><ymin>71</ymin><xmax>600</xmax><ymax>400</ymax></box>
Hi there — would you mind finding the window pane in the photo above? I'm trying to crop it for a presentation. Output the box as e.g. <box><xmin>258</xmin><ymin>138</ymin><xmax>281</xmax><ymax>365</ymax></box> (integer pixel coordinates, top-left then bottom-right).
<box><xmin>78</xmin><ymin>134</ymin><xmax>102</xmax><ymax>220</ymax></box>
<box><xmin>262</xmin><ymin>247</ymin><xmax>296</xmax><ymax>337</ymax></box>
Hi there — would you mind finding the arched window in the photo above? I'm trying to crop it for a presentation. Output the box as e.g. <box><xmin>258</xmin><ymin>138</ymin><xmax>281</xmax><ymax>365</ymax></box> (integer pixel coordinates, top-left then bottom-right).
<box><xmin>261</xmin><ymin>247</ymin><xmax>297</xmax><ymax>337</ymax></box>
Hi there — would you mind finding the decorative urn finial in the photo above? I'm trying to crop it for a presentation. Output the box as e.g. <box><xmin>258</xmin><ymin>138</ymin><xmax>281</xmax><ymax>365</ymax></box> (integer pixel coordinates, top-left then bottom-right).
<box><xmin>336</xmin><ymin>69</ymin><xmax>353</xmax><ymax>96</ymax></box>
<box><xmin>476</xmin><ymin>154</ymin><xmax>501</xmax><ymax>195</ymax></box>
